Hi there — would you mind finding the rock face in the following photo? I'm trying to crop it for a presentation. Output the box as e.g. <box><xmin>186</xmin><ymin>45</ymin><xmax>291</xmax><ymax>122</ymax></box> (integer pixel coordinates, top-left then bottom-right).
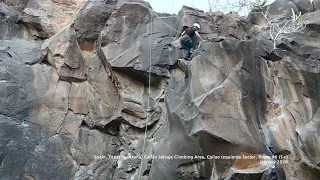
<box><xmin>73</xmin><ymin>0</ymin><xmax>117</xmax><ymax>50</ymax></box>
<box><xmin>100</xmin><ymin>1</ymin><xmax>178</xmax><ymax>77</ymax></box>
<box><xmin>289</xmin><ymin>0</ymin><xmax>320</xmax><ymax>13</ymax></box>
<box><xmin>0</xmin><ymin>0</ymin><xmax>320</xmax><ymax>180</ymax></box>
<box><xmin>1</xmin><ymin>0</ymin><xmax>83</xmax><ymax>39</ymax></box>
<box><xmin>0</xmin><ymin>3</ymin><xmax>21</xmax><ymax>39</ymax></box>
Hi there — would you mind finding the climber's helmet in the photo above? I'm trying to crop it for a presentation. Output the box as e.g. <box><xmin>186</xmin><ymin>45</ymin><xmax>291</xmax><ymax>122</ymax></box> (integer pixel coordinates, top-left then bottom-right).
<box><xmin>193</xmin><ymin>23</ymin><xmax>200</xmax><ymax>30</ymax></box>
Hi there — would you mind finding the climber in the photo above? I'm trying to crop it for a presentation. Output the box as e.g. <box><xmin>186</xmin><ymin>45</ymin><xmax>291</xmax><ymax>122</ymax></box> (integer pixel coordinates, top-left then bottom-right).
<box><xmin>179</xmin><ymin>23</ymin><xmax>204</xmax><ymax>60</ymax></box>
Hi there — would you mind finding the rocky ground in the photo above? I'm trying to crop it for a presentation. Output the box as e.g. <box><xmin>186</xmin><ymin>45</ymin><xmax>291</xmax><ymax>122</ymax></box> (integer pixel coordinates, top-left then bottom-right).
<box><xmin>0</xmin><ymin>0</ymin><xmax>319</xmax><ymax>179</ymax></box>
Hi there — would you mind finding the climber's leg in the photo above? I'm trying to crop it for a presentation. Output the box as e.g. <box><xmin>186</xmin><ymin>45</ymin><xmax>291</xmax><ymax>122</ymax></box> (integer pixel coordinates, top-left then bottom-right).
<box><xmin>184</xmin><ymin>40</ymin><xmax>193</xmax><ymax>58</ymax></box>
<box><xmin>180</xmin><ymin>35</ymin><xmax>193</xmax><ymax>59</ymax></box>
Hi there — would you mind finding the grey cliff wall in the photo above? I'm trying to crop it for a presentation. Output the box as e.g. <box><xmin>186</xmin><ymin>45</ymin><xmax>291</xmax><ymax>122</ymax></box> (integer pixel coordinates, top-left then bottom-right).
<box><xmin>0</xmin><ymin>0</ymin><xmax>319</xmax><ymax>179</ymax></box>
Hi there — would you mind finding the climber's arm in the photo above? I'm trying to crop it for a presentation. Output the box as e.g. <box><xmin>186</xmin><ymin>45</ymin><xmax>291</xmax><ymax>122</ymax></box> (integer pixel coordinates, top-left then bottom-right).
<box><xmin>180</xmin><ymin>31</ymin><xmax>185</xmax><ymax>36</ymax></box>
<box><xmin>195</xmin><ymin>31</ymin><xmax>204</xmax><ymax>41</ymax></box>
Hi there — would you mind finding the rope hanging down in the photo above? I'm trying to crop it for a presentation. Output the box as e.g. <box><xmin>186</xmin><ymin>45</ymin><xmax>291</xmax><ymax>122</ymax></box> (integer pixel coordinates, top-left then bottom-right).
<box><xmin>150</xmin><ymin>9</ymin><xmax>180</xmax><ymax>33</ymax></box>
<box><xmin>137</xmin><ymin>8</ymin><xmax>182</xmax><ymax>180</ymax></box>
<box><xmin>136</xmin><ymin>7</ymin><xmax>226</xmax><ymax>180</ymax></box>
<box><xmin>137</xmin><ymin>8</ymin><xmax>153</xmax><ymax>180</ymax></box>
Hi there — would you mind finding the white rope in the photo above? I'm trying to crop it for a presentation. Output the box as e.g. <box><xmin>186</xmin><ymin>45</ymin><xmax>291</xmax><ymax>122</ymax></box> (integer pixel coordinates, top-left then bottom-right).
<box><xmin>137</xmin><ymin>9</ymin><xmax>154</xmax><ymax>180</ymax></box>
<box><xmin>149</xmin><ymin>9</ymin><xmax>180</xmax><ymax>33</ymax></box>
<box><xmin>137</xmin><ymin>8</ymin><xmax>181</xmax><ymax>180</ymax></box>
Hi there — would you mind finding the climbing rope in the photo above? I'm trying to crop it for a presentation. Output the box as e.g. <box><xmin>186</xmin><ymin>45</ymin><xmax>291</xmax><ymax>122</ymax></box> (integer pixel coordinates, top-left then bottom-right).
<box><xmin>137</xmin><ymin>9</ymin><xmax>184</xmax><ymax>180</ymax></box>
<box><xmin>137</xmin><ymin>8</ymin><xmax>198</xmax><ymax>179</ymax></box>
<box><xmin>135</xmin><ymin>7</ymin><xmax>236</xmax><ymax>180</ymax></box>
<box><xmin>137</xmin><ymin>8</ymin><xmax>154</xmax><ymax>180</ymax></box>
<box><xmin>150</xmin><ymin>9</ymin><xmax>180</xmax><ymax>33</ymax></box>
<box><xmin>137</xmin><ymin>8</ymin><xmax>195</xmax><ymax>179</ymax></box>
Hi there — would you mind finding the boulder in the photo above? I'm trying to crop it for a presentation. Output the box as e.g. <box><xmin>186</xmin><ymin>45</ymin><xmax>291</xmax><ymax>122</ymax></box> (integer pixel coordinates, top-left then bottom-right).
<box><xmin>0</xmin><ymin>37</ymin><xmax>66</xmax><ymax>180</ymax></box>
<box><xmin>0</xmin><ymin>115</ymin><xmax>43</xmax><ymax>180</ymax></box>
<box><xmin>68</xmin><ymin>53</ymin><xmax>120</xmax><ymax>129</ymax></box>
<box><xmin>23</xmin><ymin>134</ymin><xmax>78</xmax><ymax>180</ymax></box>
<box><xmin>261</xmin><ymin>50</ymin><xmax>320</xmax><ymax>179</ymax></box>
<box><xmin>296</xmin><ymin>107</ymin><xmax>320</xmax><ymax>166</ymax></box>
<box><xmin>42</xmin><ymin>27</ymin><xmax>87</xmax><ymax>81</ymax></box>
<box><xmin>265</xmin><ymin>0</ymin><xmax>299</xmax><ymax>22</ymax></box>
<box><xmin>178</xmin><ymin>6</ymin><xmax>216</xmax><ymax>38</ymax></box>
<box><xmin>247</xmin><ymin>12</ymin><xmax>268</xmax><ymax>26</ymax></box>
<box><xmin>298</xmin><ymin>10</ymin><xmax>320</xmax><ymax>31</ymax></box>
<box><xmin>18</xmin><ymin>0</ymin><xmax>84</xmax><ymax>37</ymax></box>
<box><xmin>178</xmin><ymin>6</ymin><xmax>252</xmax><ymax>42</ymax></box>
<box><xmin>73</xmin><ymin>0</ymin><xmax>117</xmax><ymax>51</ymax></box>
<box><xmin>289</xmin><ymin>0</ymin><xmax>320</xmax><ymax>13</ymax></box>
<box><xmin>268</xmin><ymin>0</ymin><xmax>299</xmax><ymax>15</ymax></box>
<box><xmin>224</xmin><ymin>153</ymin><xmax>284</xmax><ymax>180</ymax></box>
<box><xmin>209</xmin><ymin>11</ymin><xmax>252</xmax><ymax>40</ymax></box>
<box><xmin>0</xmin><ymin>39</ymin><xmax>47</xmax><ymax>117</ymax></box>
<box><xmin>150</xmin><ymin>39</ymin><xmax>274</xmax><ymax>179</ymax></box>
<box><xmin>100</xmin><ymin>1</ymin><xmax>178</xmax><ymax>77</ymax></box>
<box><xmin>2</xmin><ymin>0</ymin><xmax>28</xmax><ymax>12</ymax></box>
<box><xmin>0</xmin><ymin>3</ymin><xmax>20</xmax><ymax>39</ymax></box>
<box><xmin>71</xmin><ymin>126</ymin><xmax>120</xmax><ymax>180</ymax></box>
